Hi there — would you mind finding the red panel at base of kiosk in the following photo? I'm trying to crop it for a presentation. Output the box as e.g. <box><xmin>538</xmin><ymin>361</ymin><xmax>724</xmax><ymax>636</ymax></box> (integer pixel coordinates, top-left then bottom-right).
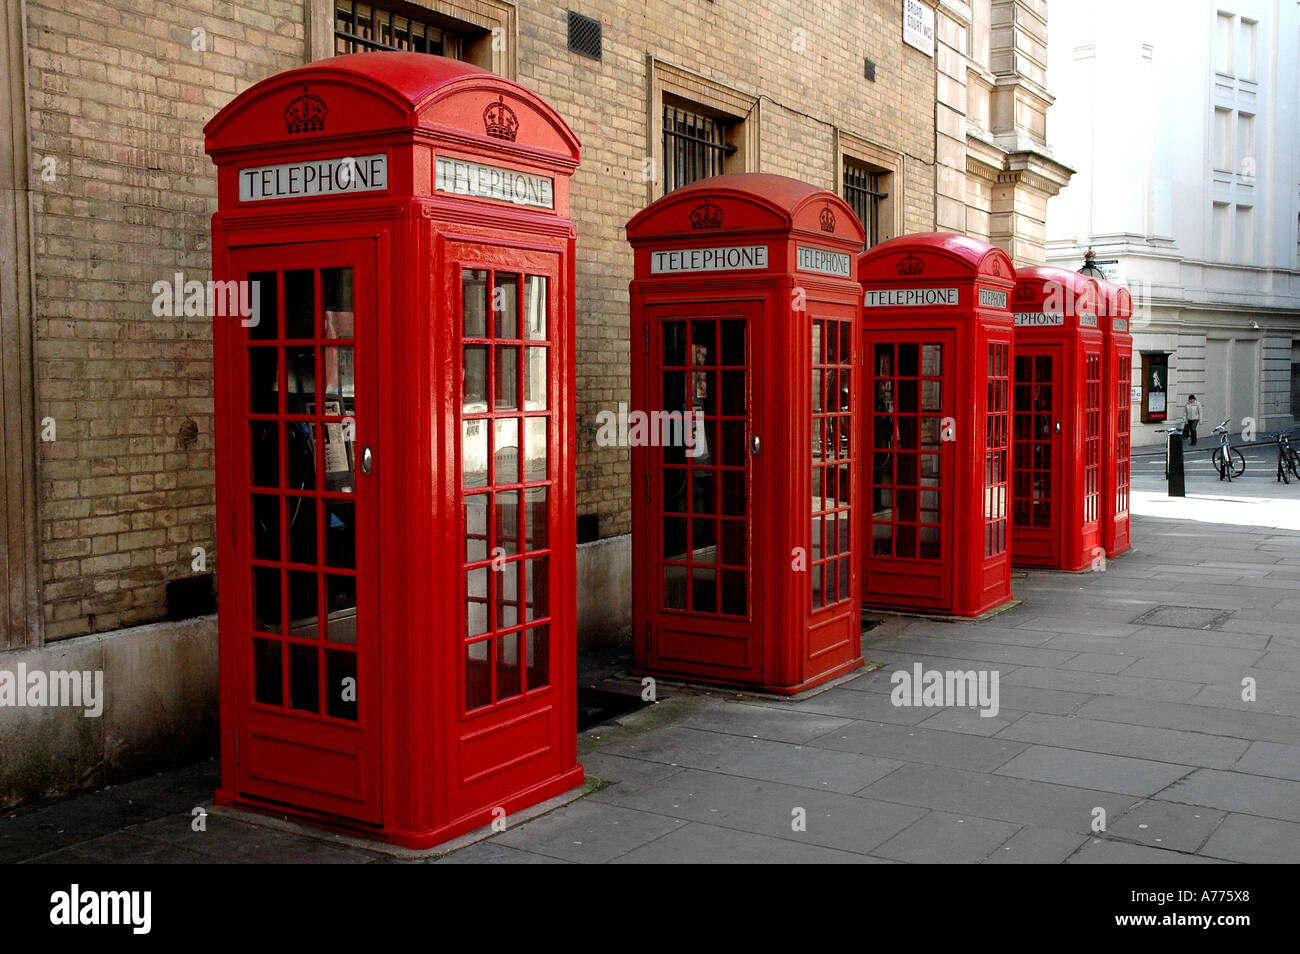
<box><xmin>857</xmin><ymin>233</ymin><xmax>1016</xmax><ymax>618</ymax></box>
<box><xmin>1099</xmin><ymin>281</ymin><xmax>1134</xmax><ymax>558</ymax></box>
<box><xmin>1010</xmin><ymin>266</ymin><xmax>1105</xmax><ymax>572</ymax></box>
<box><xmin>205</xmin><ymin>53</ymin><xmax>582</xmax><ymax>849</ymax></box>
<box><xmin>626</xmin><ymin>174</ymin><xmax>866</xmax><ymax>693</ymax></box>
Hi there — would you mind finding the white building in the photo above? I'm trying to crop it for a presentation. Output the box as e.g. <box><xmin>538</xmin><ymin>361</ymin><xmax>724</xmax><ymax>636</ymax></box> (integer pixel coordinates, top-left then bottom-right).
<box><xmin>1045</xmin><ymin>0</ymin><xmax>1300</xmax><ymax>446</ymax></box>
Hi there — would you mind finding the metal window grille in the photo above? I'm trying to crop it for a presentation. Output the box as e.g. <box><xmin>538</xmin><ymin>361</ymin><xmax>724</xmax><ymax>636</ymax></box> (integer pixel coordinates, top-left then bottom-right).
<box><xmin>567</xmin><ymin>11</ymin><xmax>602</xmax><ymax>59</ymax></box>
<box><xmin>662</xmin><ymin>103</ymin><xmax>734</xmax><ymax>194</ymax></box>
<box><xmin>334</xmin><ymin>1</ymin><xmax>453</xmax><ymax>55</ymax></box>
<box><xmin>843</xmin><ymin>162</ymin><xmax>887</xmax><ymax>247</ymax></box>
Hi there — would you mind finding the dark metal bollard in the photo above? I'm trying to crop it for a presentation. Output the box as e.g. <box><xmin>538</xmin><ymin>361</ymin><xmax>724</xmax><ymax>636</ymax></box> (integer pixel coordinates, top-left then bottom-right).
<box><xmin>1167</xmin><ymin>430</ymin><xmax>1186</xmax><ymax>497</ymax></box>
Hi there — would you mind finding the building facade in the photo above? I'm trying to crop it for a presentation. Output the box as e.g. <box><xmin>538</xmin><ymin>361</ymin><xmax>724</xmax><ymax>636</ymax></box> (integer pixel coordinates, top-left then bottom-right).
<box><xmin>1045</xmin><ymin>0</ymin><xmax>1300</xmax><ymax>446</ymax></box>
<box><xmin>0</xmin><ymin>0</ymin><xmax>1067</xmax><ymax>808</ymax></box>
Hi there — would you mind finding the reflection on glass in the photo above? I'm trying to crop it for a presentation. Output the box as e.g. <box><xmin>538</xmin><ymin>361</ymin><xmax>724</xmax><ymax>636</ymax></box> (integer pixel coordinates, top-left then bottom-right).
<box><xmin>324</xmin><ymin>500</ymin><xmax>355</xmax><ymax>568</ymax></box>
<box><xmin>524</xmin><ymin>275</ymin><xmax>547</xmax><ymax>339</ymax></box>
<box><xmin>288</xmin><ymin>570</ymin><xmax>319</xmax><ymax>639</ymax></box>
<box><xmin>253</xmin><ymin>566</ymin><xmax>281</xmax><ymax>633</ymax></box>
<box><xmin>494</xmin><ymin>489</ymin><xmax>521</xmax><ymax>555</ymax></box>
<box><xmin>284</xmin><ymin>422</ymin><xmax>316</xmax><ymax>491</ymax></box>
<box><xmin>525</xmin><ymin>556</ymin><xmax>548</xmax><ymax>621</ymax></box>
<box><xmin>495</xmin><ymin>346</ymin><xmax>519</xmax><ymax>409</ymax></box>
<box><xmin>524</xmin><ymin>418</ymin><xmax>547</xmax><ymax>481</ymax></box>
<box><xmin>322</xmin><ymin>268</ymin><xmax>354</xmax><ymax>338</ymax></box>
<box><xmin>285</xmin><ymin>347</ymin><xmax>315</xmax><ymax>414</ymax></box>
<box><xmin>525</xmin><ymin>486</ymin><xmax>548</xmax><ymax>550</ymax></box>
<box><xmin>494</xmin><ymin>273</ymin><xmax>519</xmax><ymax>338</ymax></box>
<box><xmin>497</xmin><ymin>632</ymin><xmax>521</xmax><ymax>700</ymax></box>
<box><xmin>463</xmin><ymin>345</ymin><xmax>487</xmax><ymax>409</ymax></box>
<box><xmin>494</xmin><ymin>418</ymin><xmax>519</xmax><ymax>484</ymax></box>
<box><xmin>466</xmin><ymin>567</ymin><xmax>488</xmax><ymax>636</ymax></box>
<box><xmin>325</xmin><ymin>574</ymin><xmax>357</xmax><ymax>645</ymax></box>
<box><xmin>496</xmin><ymin>562</ymin><xmax>519</xmax><ymax>629</ymax></box>
<box><xmin>465</xmin><ymin>640</ymin><xmax>492</xmax><ymax>710</ymax></box>
<box><xmin>323</xmin><ymin>346</ymin><xmax>353</xmax><ymax>403</ymax></box>
<box><xmin>525</xmin><ymin>626</ymin><xmax>549</xmax><ymax>689</ymax></box>
<box><xmin>463</xmin><ymin>269</ymin><xmax>487</xmax><ymax>338</ymax></box>
<box><xmin>463</xmin><ymin>420</ymin><xmax>487</xmax><ymax>488</ymax></box>
<box><xmin>465</xmin><ymin>495</ymin><xmax>488</xmax><ymax>562</ymax></box>
<box><xmin>524</xmin><ymin>347</ymin><xmax>547</xmax><ymax>410</ymax></box>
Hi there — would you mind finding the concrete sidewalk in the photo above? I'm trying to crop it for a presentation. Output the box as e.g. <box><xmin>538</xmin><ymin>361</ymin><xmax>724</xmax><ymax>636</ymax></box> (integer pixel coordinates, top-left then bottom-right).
<box><xmin>3</xmin><ymin>479</ymin><xmax>1298</xmax><ymax>864</ymax></box>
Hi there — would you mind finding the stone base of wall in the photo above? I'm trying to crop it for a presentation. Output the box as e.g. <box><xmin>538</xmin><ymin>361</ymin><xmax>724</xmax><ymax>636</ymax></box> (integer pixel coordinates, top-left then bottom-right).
<box><xmin>0</xmin><ymin>616</ymin><xmax>217</xmax><ymax>813</ymax></box>
<box><xmin>576</xmin><ymin>535</ymin><xmax>632</xmax><ymax>650</ymax></box>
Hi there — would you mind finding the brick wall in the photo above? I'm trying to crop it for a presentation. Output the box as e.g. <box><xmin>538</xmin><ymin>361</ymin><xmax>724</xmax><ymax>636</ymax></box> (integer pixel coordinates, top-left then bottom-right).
<box><xmin>22</xmin><ymin>0</ymin><xmax>938</xmax><ymax>639</ymax></box>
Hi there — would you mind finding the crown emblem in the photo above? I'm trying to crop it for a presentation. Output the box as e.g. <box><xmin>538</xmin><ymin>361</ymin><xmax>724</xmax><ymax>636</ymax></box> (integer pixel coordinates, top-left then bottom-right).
<box><xmin>896</xmin><ymin>254</ymin><xmax>923</xmax><ymax>276</ymax></box>
<box><xmin>283</xmin><ymin>85</ymin><xmax>328</xmax><ymax>134</ymax></box>
<box><xmin>483</xmin><ymin>96</ymin><xmax>519</xmax><ymax>141</ymax></box>
<box><xmin>988</xmin><ymin>258</ymin><xmax>1003</xmax><ymax>276</ymax></box>
<box><xmin>689</xmin><ymin>200</ymin><xmax>724</xmax><ymax>230</ymax></box>
<box><xmin>819</xmin><ymin>202</ymin><xmax>836</xmax><ymax>233</ymax></box>
<box><xmin>1013</xmin><ymin>283</ymin><xmax>1035</xmax><ymax>302</ymax></box>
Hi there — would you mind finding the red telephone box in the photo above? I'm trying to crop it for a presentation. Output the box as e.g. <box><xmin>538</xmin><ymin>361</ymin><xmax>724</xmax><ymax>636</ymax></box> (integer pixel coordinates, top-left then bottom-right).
<box><xmin>857</xmin><ymin>233</ymin><xmax>1016</xmax><ymax>617</ymax></box>
<box><xmin>1099</xmin><ymin>280</ymin><xmax>1133</xmax><ymax>557</ymax></box>
<box><xmin>626</xmin><ymin>174</ymin><xmax>865</xmax><ymax>694</ymax></box>
<box><xmin>1010</xmin><ymin>266</ymin><xmax>1104</xmax><ymax>571</ymax></box>
<box><xmin>205</xmin><ymin>52</ymin><xmax>581</xmax><ymax>848</ymax></box>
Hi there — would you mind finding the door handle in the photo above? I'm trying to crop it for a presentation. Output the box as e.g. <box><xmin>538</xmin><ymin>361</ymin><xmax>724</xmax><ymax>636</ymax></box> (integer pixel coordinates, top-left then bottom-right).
<box><xmin>751</xmin><ymin>436</ymin><xmax>761</xmax><ymax>456</ymax></box>
<box><xmin>361</xmin><ymin>446</ymin><xmax>373</xmax><ymax>474</ymax></box>
<box><xmin>1054</xmin><ymin>423</ymin><xmax>1061</xmax><ymax>434</ymax></box>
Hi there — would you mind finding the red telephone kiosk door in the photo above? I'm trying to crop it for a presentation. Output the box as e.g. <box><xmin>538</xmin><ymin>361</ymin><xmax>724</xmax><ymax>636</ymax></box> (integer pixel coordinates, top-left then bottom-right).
<box><xmin>227</xmin><ymin>239</ymin><xmax>383</xmax><ymax>822</ymax></box>
<box><xmin>646</xmin><ymin>301</ymin><xmax>764</xmax><ymax>681</ymax></box>
<box><xmin>1011</xmin><ymin>344</ymin><xmax>1064</xmax><ymax>567</ymax></box>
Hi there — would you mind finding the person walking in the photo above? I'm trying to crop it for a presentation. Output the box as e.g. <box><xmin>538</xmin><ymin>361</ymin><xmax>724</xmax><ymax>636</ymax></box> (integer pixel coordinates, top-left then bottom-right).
<box><xmin>1185</xmin><ymin>394</ymin><xmax>1202</xmax><ymax>446</ymax></box>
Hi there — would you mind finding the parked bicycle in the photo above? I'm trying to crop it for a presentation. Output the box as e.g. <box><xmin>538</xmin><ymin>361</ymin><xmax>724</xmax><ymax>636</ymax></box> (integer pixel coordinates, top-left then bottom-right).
<box><xmin>1211</xmin><ymin>419</ymin><xmax>1246</xmax><ymax>481</ymax></box>
<box><xmin>1277</xmin><ymin>431</ymin><xmax>1300</xmax><ymax>484</ymax></box>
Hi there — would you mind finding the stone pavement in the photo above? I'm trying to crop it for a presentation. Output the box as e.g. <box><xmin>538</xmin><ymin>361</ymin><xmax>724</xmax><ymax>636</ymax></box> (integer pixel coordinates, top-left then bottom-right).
<box><xmin>3</xmin><ymin>464</ymin><xmax>1298</xmax><ymax>864</ymax></box>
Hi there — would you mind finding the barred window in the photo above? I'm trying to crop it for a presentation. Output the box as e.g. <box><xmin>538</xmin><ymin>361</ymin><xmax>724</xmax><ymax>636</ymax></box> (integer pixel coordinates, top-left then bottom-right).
<box><xmin>335</xmin><ymin>1</ymin><xmax>460</xmax><ymax>56</ymax></box>
<box><xmin>662</xmin><ymin>102</ymin><xmax>736</xmax><ymax>194</ymax></box>
<box><xmin>843</xmin><ymin>160</ymin><xmax>888</xmax><ymax>248</ymax></box>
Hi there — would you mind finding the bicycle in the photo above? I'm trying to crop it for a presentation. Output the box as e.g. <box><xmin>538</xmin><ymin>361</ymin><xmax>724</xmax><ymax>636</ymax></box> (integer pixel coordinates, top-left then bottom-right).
<box><xmin>1211</xmin><ymin>419</ymin><xmax>1246</xmax><ymax>481</ymax></box>
<box><xmin>1277</xmin><ymin>431</ymin><xmax>1300</xmax><ymax>484</ymax></box>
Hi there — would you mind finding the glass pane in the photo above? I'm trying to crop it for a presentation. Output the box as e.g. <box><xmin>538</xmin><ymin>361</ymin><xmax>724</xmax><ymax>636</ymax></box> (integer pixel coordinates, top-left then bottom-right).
<box><xmin>494</xmin><ymin>418</ymin><xmax>520</xmax><ymax>484</ymax></box>
<box><xmin>465</xmin><ymin>494</ymin><xmax>488</xmax><ymax>562</ymax></box>
<box><xmin>523</xmin><ymin>418</ymin><xmax>547</xmax><ymax>481</ymax></box>
<box><xmin>720</xmin><ymin>370</ymin><xmax>745</xmax><ymax>415</ymax></box>
<box><xmin>321</xmin><ymin>420</ymin><xmax>354</xmax><ymax>493</ymax></box>
<box><xmin>494</xmin><ymin>489</ymin><xmax>521</xmax><ymax>555</ymax></box>
<box><xmin>663</xmin><ymin>517</ymin><xmax>687</xmax><ymax>559</ymax></box>
<box><xmin>691</xmin><ymin>321</ymin><xmax>715</xmax><ymax>366</ymax></box>
<box><xmin>691</xmin><ymin>567</ymin><xmax>716</xmax><ymax>613</ymax></box>
<box><xmin>692</xmin><ymin>518</ymin><xmax>716</xmax><ymax>556</ymax></box>
<box><xmin>324</xmin><ymin>500</ymin><xmax>355</xmax><ymax>569</ymax></box>
<box><xmin>524</xmin><ymin>347</ymin><xmax>548</xmax><ymax>411</ymax></box>
<box><xmin>525</xmin><ymin>486</ymin><xmax>548</xmax><ymax>550</ymax></box>
<box><xmin>466</xmin><ymin>567</ymin><xmax>489</xmax><ymax>636</ymax></box>
<box><xmin>463</xmin><ymin>345</ymin><xmax>487</xmax><ymax>409</ymax></box>
<box><xmin>465</xmin><ymin>640</ymin><xmax>491</xmax><ymax>710</ymax></box>
<box><xmin>495</xmin><ymin>346</ymin><xmax>519</xmax><ymax>409</ymax></box>
<box><xmin>663</xmin><ymin>564</ymin><xmax>688</xmax><ymax>610</ymax></box>
<box><xmin>324</xmin><ymin>574</ymin><xmax>356</xmax><ymax>645</ymax></box>
<box><xmin>247</xmin><ymin>272</ymin><xmax>278</xmax><ymax>341</ymax></box>
<box><xmin>322</xmin><ymin>268</ymin><xmax>354</xmax><ymax>338</ymax></box>
<box><xmin>721</xmin><ymin>420</ymin><xmax>745</xmax><ymax>466</ymax></box>
<box><xmin>288</xmin><ymin>570</ymin><xmax>319</xmax><ymax>639</ymax></box>
<box><xmin>284</xmin><ymin>270</ymin><xmax>315</xmax><ymax>339</ymax></box>
<box><xmin>525</xmin><ymin>556</ymin><xmax>548</xmax><ymax>621</ymax></box>
<box><xmin>252</xmin><ymin>494</ymin><xmax>280</xmax><ymax>561</ymax></box>
<box><xmin>287</xmin><ymin>495</ymin><xmax>316</xmax><ymax>565</ymax></box>
<box><xmin>251</xmin><ymin>422</ymin><xmax>279</xmax><ymax>488</ymax></box>
<box><xmin>325</xmin><ymin>650</ymin><xmax>357</xmax><ymax>720</ymax></box>
<box><xmin>253</xmin><ymin>638</ymin><xmax>282</xmax><ymax>705</ymax></box>
<box><xmin>284</xmin><ymin>422</ymin><xmax>316</xmax><ymax>491</ymax></box>
<box><xmin>249</xmin><ymin>348</ymin><xmax>278</xmax><ymax>414</ymax></box>
<box><xmin>692</xmin><ymin>370</ymin><xmax>714</xmax><ymax>415</ymax></box>
<box><xmin>284</xmin><ymin>347</ymin><xmax>315</xmax><ymax>415</ymax></box>
<box><xmin>463</xmin><ymin>269</ymin><xmax>487</xmax><ymax>338</ymax></box>
<box><xmin>496</xmin><ymin>561</ymin><xmax>519</xmax><ymax>629</ymax></box>
<box><xmin>252</xmin><ymin>566</ymin><xmax>281</xmax><ymax>633</ymax></box>
<box><xmin>720</xmin><ymin>519</ymin><xmax>745</xmax><ymax>566</ymax></box>
<box><xmin>497</xmin><ymin>632</ymin><xmax>521</xmax><ymax>700</ymax></box>
<box><xmin>494</xmin><ymin>273</ymin><xmax>519</xmax><ymax>338</ymax></box>
<box><xmin>289</xmin><ymin>644</ymin><xmax>319</xmax><ymax>712</ymax></box>
<box><xmin>663</xmin><ymin>321</ymin><xmax>686</xmax><ymax>366</ymax></box>
<box><xmin>463</xmin><ymin>420</ymin><xmax>488</xmax><ymax>488</ymax></box>
<box><xmin>720</xmin><ymin>569</ymin><xmax>746</xmax><ymax>616</ymax></box>
<box><xmin>691</xmin><ymin>470</ymin><xmax>715</xmax><ymax>515</ymax></box>
<box><xmin>720</xmin><ymin>320</ymin><xmax>745</xmax><ymax>366</ymax></box>
<box><xmin>524</xmin><ymin>275</ymin><xmax>547</xmax><ymax>340</ymax></box>
<box><xmin>323</xmin><ymin>346</ymin><xmax>353</xmax><ymax>404</ymax></box>
<box><xmin>721</xmin><ymin>470</ymin><xmax>746</xmax><ymax>516</ymax></box>
<box><xmin>525</xmin><ymin>625</ymin><xmax>549</xmax><ymax>690</ymax></box>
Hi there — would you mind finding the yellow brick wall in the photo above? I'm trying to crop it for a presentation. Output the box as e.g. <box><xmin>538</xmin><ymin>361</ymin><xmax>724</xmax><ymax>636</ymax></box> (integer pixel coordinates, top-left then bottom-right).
<box><xmin>23</xmin><ymin>0</ymin><xmax>937</xmax><ymax>638</ymax></box>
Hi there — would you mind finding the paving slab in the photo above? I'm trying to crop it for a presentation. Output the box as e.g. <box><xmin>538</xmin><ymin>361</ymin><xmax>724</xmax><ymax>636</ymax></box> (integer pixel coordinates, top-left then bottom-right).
<box><xmin>1197</xmin><ymin>813</ymin><xmax>1300</xmax><ymax>864</ymax></box>
<box><xmin>604</xmin><ymin>725</ymin><xmax>903</xmax><ymax>794</ymax></box>
<box><xmin>493</xmin><ymin>800</ymin><xmax>688</xmax><ymax>863</ymax></box>
<box><xmin>806</xmin><ymin>720</ymin><xmax>1028</xmax><ymax>773</ymax></box>
<box><xmin>1156</xmin><ymin>768</ymin><xmax>1300</xmax><ymax>823</ymax></box>
<box><xmin>1074</xmin><ymin>694</ymin><xmax>1300</xmax><ymax>746</ymax></box>
<box><xmin>1230</xmin><ymin>740</ymin><xmax>1300</xmax><ymax>781</ymax></box>
<box><xmin>982</xmin><ymin>826</ymin><xmax>1089</xmax><ymax>864</ymax></box>
<box><xmin>916</xmin><ymin>707</ymin><xmax>1026</xmax><ymax>736</ymax></box>
<box><xmin>1065</xmin><ymin>839</ymin><xmax>1225</xmax><ymax>864</ymax></box>
<box><xmin>871</xmin><ymin>810</ymin><xmax>1020</xmax><ymax>864</ymax></box>
<box><xmin>677</xmin><ymin>702</ymin><xmax>853</xmax><ymax>744</ymax></box>
<box><xmin>609</xmin><ymin>821</ymin><xmax>887</xmax><ymax>864</ymax></box>
<box><xmin>997</xmin><ymin>712</ymin><xmax>1249</xmax><ymax>769</ymax></box>
<box><xmin>994</xmin><ymin>746</ymin><xmax>1194</xmax><ymax>797</ymax></box>
<box><xmin>1108</xmin><ymin>800</ymin><xmax>1227</xmax><ymax>854</ymax></box>
<box><xmin>433</xmin><ymin>842</ymin><xmax>570</xmax><ymax>864</ymax></box>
